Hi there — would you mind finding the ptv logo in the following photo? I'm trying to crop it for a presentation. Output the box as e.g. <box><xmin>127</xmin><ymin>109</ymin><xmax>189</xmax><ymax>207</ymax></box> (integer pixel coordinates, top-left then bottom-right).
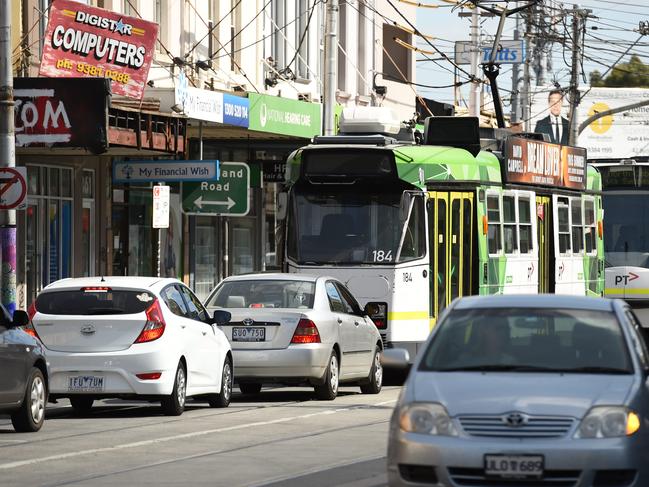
<box><xmin>615</xmin><ymin>272</ymin><xmax>639</xmax><ymax>285</ymax></box>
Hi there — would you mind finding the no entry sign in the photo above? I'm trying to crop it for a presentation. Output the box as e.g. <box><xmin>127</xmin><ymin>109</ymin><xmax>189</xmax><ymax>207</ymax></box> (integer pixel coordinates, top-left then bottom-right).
<box><xmin>0</xmin><ymin>168</ymin><xmax>27</xmax><ymax>210</ymax></box>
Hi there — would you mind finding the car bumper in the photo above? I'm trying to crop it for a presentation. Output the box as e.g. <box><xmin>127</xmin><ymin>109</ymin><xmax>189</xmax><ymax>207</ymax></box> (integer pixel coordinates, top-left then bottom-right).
<box><xmin>46</xmin><ymin>347</ymin><xmax>177</xmax><ymax>397</ymax></box>
<box><xmin>233</xmin><ymin>344</ymin><xmax>331</xmax><ymax>381</ymax></box>
<box><xmin>387</xmin><ymin>427</ymin><xmax>648</xmax><ymax>487</ymax></box>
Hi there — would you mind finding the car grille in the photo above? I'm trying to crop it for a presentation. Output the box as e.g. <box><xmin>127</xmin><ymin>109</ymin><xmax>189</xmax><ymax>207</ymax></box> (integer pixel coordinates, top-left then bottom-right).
<box><xmin>458</xmin><ymin>415</ymin><xmax>574</xmax><ymax>438</ymax></box>
<box><xmin>448</xmin><ymin>467</ymin><xmax>581</xmax><ymax>486</ymax></box>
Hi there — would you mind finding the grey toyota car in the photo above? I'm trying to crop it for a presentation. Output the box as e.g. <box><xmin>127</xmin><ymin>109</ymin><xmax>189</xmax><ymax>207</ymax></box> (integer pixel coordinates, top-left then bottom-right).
<box><xmin>387</xmin><ymin>295</ymin><xmax>649</xmax><ymax>487</ymax></box>
<box><xmin>0</xmin><ymin>305</ymin><xmax>48</xmax><ymax>432</ymax></box>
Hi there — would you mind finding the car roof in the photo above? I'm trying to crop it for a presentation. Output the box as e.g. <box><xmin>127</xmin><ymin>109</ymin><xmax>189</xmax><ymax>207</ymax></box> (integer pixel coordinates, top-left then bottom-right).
<box><xmin>221</xmin><ymin>273</ymin><xmax>326</xmax><ymax>283</ymax></box>
<box><xmin>40</xmin><ymin>276</ymin><xmax>179</xmax><ymax>292</ymax></box>
<box><xmin>453</xmin><ymin>294</ymin><xmax>614</xmax><ymax>312</ymax></box>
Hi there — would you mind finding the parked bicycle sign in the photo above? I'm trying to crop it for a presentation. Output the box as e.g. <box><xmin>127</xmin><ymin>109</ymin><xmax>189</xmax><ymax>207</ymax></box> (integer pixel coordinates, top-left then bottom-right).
<box><xmin>182</xmin><ymin>162</ymin><xmax>249</xmax><ymax>216</ymax></box>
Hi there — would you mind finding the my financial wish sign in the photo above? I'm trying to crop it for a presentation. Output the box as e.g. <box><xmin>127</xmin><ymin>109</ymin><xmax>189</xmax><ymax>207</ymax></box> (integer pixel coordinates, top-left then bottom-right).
<box><xmin>39</xmin><ymin>0</ymin><xmax>158</xmax><ymax>99</ymax></box>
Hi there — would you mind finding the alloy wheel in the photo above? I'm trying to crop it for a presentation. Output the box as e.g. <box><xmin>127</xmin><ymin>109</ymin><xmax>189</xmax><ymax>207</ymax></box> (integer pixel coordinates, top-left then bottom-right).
<box><xmin>30</xmin><ymin>376</ymin><xmax>46</xmax><ymax>425</ymax></box>
<box><xmin>176</xmin><ymin>367</ymin><xmax>186</xmax><ymax>408</ymax></box>
<box><xmin>330</xmin><ymin>355</ymin><xmax>339</xmax><ymax>394</ymax></box>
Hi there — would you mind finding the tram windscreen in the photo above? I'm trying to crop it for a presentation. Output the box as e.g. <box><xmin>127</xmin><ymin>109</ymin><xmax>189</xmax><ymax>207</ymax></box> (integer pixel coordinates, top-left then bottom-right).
<box><xmin>603</xmin><ymin>192</ymin><xmax>649</xmax><ymax>268</ymax></box>
<box><xmin>288</xmin><ymin>187</ymin><xmax>425</xmax><ymax>265</ymax></box>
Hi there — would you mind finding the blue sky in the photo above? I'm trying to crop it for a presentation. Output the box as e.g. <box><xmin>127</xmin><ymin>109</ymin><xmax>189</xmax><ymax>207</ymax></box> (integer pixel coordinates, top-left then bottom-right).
<box><xmin>403</xmin><ymin>0</ymin><xmax>648</xmax><ymax>115</ymax></box>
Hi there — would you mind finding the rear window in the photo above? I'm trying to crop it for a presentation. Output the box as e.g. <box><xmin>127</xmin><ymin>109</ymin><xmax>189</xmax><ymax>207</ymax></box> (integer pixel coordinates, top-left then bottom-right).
<box><xmin>206</xmin><ymin>280</ymin><xmax>316</xmax><ymax>309</ymax></box>
<box><xmin>35</xmin><ymin>289</ymin><xmax>155</xmax><ymax>315</ymax></box>
<box><xmin>420</xmin><ymin>307</ymin><xmax>632</xmax><ymax>373</ymax></box>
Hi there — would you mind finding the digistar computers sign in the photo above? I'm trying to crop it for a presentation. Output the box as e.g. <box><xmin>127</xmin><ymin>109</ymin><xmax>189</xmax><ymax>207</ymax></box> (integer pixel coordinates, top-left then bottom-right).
<box><xmin>39</xmin><ymin>0</ymin><xmax>158</xmax><ymax>99</ymax></box>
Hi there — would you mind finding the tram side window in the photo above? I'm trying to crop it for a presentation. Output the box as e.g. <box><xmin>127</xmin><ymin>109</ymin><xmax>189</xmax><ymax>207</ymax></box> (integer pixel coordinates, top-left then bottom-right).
<box><xmin>584</xmin><ymin>199</ymin><xmax>596</xmax><ymax>254</ymax></box>
<box><xmin>571</xmin><ymin>199</ymin><xmax>584</xmax><ymax>254</ymax></box>
<box><xmin>503</xmin><ymin>195</ymin><xmax>518</xmax><ymax>254</ymax></box>
<box><xmin>398</xmin><ymin>196</ymin><xmax>426</xmax><ymax>262</ymax></box>
<box><xmin>519</xmin><ymin>197</ymin><xmax>533</xmax><ymax>254</ymax></box>
<box><xmin>487</xmin><ymin>195</ymin><xmax>502</xmax><ymax>254</ymax></box>
<box><xmin>558</xmin><ymin>199</ymin><xmax>571</xmax><ymax>254</ymax></box>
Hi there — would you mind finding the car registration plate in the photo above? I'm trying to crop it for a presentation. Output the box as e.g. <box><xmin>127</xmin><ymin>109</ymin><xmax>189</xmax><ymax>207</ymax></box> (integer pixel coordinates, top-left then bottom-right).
<box><xmin>232</xmin><ymin>327</ymin><xmax>265</xmax><ymax>342</ymax></box>
<box><xmin>68</xmin><ymin>375</ymin><xmax>105</xmax><ymax>393</ymax></box>
<box><xmin>484</xmin><ymin>455</ymin><xmax>544</xmax><ymax>478</ymax></box>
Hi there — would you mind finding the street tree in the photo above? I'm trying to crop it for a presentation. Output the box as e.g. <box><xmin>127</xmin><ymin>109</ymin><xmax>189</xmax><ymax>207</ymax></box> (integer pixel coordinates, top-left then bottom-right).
<box><xmin>589</xmin><ymin>55</ymin><xmax>649</xmax><ymax>88</ymax></box>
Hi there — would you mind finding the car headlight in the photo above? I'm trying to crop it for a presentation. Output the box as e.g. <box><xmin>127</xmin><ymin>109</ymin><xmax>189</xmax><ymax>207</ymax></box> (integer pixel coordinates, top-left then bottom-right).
<box><xmin>399</xmin><ymin>403</ymin><xmax>458</xmax><ymax>436</ymax></box>
<box><xmin>575</xmin><ymin>407</ymin><xmax>640</xmax><ymax>439</ymax></box>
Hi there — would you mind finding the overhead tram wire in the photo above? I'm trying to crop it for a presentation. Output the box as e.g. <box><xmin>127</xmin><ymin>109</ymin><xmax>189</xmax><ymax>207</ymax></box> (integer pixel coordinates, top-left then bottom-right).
<box><xmin>184</xmin><ymin>0</ymin><xmax>243</xmax><ymax>59</ymax></box>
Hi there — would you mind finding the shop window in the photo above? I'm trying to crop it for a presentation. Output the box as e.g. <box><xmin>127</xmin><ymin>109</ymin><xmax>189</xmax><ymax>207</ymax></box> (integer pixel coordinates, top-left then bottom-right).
<box><xmin>503</xmin><ymin>195</ymin><xmax>517</xmax><ymax>254</ymax></box>
<box><xmin>571</xmin><ymin>199</ymin><xmax>584</xmax><ymax>255</ymax></box>
<box><xmin>487</xmin><ymin>194</ymin><xmax>502</xmax><ymax>254</ymax></box>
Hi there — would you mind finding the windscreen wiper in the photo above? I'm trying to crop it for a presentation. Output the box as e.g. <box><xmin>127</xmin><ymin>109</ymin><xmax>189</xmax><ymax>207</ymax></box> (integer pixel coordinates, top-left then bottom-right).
<box><xmin>557</xmin><ymin>366</ymin><xmax>632</xmax><ymax>374</ymax></box>
<box><xmin>436</xmin><ymin>364</ymin><xmax>561</xmax><ymax>372</ymax></box>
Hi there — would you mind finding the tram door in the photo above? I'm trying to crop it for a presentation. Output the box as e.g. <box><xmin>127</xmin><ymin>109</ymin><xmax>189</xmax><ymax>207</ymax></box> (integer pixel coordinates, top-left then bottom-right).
<box><xmin>536</xmin><ymin>196</ymin><xmax>553</xmax><ymax>293</ymax></box>
<box><xmin>428</xmin><ymin>192</ymin><xmax>474</xmax><ymax>322</ymax></box>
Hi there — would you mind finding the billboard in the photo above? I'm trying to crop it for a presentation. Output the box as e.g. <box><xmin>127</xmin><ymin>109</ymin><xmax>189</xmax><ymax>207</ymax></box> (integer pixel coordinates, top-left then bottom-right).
<box><xmin>505</xmin><ymin>136</ymin><xmax>586</xmax><ymax>190</ymax></box>
<box><xmin>14</xmin><ymin>78</ymin><xmax>109</xmax><ymax>152</ymax></box>
<box><xmin>39</xmin><ymin>0</ymin><xmax>158</xmax><ymax>99</ymax></box>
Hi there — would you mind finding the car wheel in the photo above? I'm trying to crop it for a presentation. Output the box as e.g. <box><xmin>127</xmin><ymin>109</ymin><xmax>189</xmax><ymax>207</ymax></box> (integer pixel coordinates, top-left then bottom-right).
<box><xmin>360</xmin><ymin>347</ymin><xmax>383</xmax><ymax>394</ymax></box>
<box><xmin>208</xmin><ymin>356</ymin><xmax>232</xmax><ymax>408</ymax></box>
<box><xmin>161</xmin><ymin>362</ymin><xmax>186</xmax><ymax>416</ymax></box>
<box><xmin>239</xmin><ymin>383</ymin><xmax>262</xmax><ymax>395</ymax></box>
<box><xmin>11</xmin><ymin>368</ymin><xmax>46</xmax><ymax>433</ymax></box>
<box><xmin>69</xmin><ymin>396</ymin><xmax>94</xmax><ymax>415</ymax></box>
<box><xmin>314</xmin><ymin>351</ymin><xmax>339</xmax><ymax>400</ymax></box>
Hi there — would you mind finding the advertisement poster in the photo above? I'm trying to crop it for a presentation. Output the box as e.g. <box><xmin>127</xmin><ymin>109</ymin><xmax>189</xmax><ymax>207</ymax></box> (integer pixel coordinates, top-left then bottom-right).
<box><xmin>505</xmin><ymin>136</ymin><xmax>586</xmax><ymax>190</ymax></box>
<box><xmin>39</xmin><ymin>0</ymin><xmax>158</xmax><ymax>99</ymax></box>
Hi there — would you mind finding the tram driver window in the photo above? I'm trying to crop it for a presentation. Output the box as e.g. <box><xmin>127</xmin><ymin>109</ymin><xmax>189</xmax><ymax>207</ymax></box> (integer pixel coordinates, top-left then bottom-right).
<box><xmin>487</xmin><ymin>195</ymin><xmax>502</xmax><ymax>254</ymax></box>
<box><xmin>558</xmin><ymin>199</ymin><xmax>571</xmax><ymax>254</ymax></box>
<box><xmin>503</xmin><ymin>195</ymin><xmax>518</xmax><ymax>254</ymax></box>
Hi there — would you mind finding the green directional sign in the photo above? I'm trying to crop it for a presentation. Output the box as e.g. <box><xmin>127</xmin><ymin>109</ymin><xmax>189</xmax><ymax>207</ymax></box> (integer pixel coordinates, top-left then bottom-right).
<box><xmin>182</xmin><ymin>162</ymin><xmax>250</xmax><ymax>216</ymax></box>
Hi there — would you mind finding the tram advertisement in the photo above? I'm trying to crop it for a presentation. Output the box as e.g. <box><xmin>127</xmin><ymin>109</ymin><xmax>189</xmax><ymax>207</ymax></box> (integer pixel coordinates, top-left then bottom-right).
<box><xmin>505</xmin><ymin>136</ymin><xmax>586</xmax><ymax>190</ymax></box>
<box><xmin>39</xmin><ymin>0</ymin><xmax>158</xmax><ymax>99</ymax></box>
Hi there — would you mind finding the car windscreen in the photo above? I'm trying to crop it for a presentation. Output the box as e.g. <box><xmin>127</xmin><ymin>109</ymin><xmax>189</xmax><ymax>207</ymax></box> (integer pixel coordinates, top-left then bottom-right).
<box><xmin>206</xmin><ymin>280</ymin><xmax>316</xmax><ymax>309</ymax></box>
<box><xmin>35</xmin><ymin>289</ymin><xmax>155</xmax><ymax>315</ymax></box>
<box><xmin>420</xmin><ymin>307</ymin><xmax>632</xmax><ymax>374</ymax></box>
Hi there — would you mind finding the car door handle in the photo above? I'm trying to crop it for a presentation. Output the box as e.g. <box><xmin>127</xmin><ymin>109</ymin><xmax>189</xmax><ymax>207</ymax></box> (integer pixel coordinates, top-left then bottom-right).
<box><xmin>354</xmin><ymin>321</ymin><xmax>360</xmax><ymax>326</ymax></box>
<box><xmin>202</xmin><ymin>331</ymin><xmax>207</xmax><ymax>336</ymax></box>
<box><xmin>337</xmin><ymin>318</ymin><xmax>343</xmax><ymax>325</ymax></box>
<box><xmin>181</xmin><ymin>324</ymin><xmax>186</xmax><ymax>329</ymax></box>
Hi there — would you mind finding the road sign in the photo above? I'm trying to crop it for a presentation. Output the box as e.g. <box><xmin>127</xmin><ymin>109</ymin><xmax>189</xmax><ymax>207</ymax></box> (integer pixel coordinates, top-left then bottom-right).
<box><xmin>113</xmin><ymin>160</ymin><xmax>219</xmax><ymax>184</ymax></box>
<box><xmin>153</xmin><ymin>185</ymin><xmax>170</xmax><ymax>228</ymax></box>
<box><xmin>182</xmin><ymin>162</ymin><xmax>250</xmax><ymax>216</ymax></box>
<box><xmin>454</xmin><ymin>40</ymin><xmax>526</xmax><ymax>65</ymax></box>
<box><xmin>0</xmin><ymin>168</ymin><xmax>27</xmax><ymax>210</ymax></box>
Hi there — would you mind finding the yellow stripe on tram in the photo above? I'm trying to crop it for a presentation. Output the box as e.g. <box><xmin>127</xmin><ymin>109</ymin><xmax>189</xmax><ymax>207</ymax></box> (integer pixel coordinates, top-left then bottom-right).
<box><xmin>605</xmin><ymin>288</ymin><xmax>649</xmax><ymax>295</ymax></box>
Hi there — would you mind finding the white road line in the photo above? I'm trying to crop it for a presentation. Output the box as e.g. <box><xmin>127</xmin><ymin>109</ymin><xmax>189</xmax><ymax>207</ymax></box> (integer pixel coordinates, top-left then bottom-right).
<box><xmin>0</xmin><ymin>399</ymin><xmax>397</xmax><ymax>471</ymax></box>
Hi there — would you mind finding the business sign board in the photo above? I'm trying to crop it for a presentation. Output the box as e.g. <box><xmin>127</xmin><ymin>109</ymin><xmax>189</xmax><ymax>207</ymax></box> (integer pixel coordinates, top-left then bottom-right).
<box><xmin>248</xmin><ymin>93</ymin><xmax>321</xmax><ymax>138</ymax></box>
<box><xmin>455</xmin><ymin>40</ymin><xmax>526</xmax><ymax>65</ymax></box>
<box><xmin>14</xmin><ymin>78</ymin><xmax>109</xmax><ymax>150</ymax></box>
<box><xmin>223</xmin><ymin>94</ymin><xmax>249</xmax><ymax>127</ymax></box>
<box><xmin>113</xmin><ymin>160</ymin><xmax>219</xmax><ymax>184</ymax></box>
<box><xmin>39</xmin><ymin>0</ymin><xmax>158</xmax><ymax>99</ymax></box>
<box><xmin>182</xmin><ymin>162</ymin><xmax>250</xmax><ymax>216</ymax></box>
<box><xmin>152</xmin><ymin>185</ymin><xmax>170</xmax><ymax>229</ymax></box>
<box><xmin>576</xmin><ymin>87</ymin><xmax>649</xmax><ymax>159</ymax></box>
<box><xmin>505</xmin><ymin>136</ymin><xmax>586</xmax><ymax>190</ymax></box>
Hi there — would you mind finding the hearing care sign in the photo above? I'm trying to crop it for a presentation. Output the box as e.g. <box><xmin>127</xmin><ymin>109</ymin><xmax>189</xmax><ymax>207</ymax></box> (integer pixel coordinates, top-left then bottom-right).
<box><xmin>39</xmin><ymin>0</ymin><xmax>158</xmax><ymax>99</ymax></box>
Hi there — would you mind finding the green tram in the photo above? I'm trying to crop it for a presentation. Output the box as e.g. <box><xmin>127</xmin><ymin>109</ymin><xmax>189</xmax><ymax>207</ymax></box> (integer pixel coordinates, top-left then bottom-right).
<box><xmin>277</xmin><ymin>111</ymin><xmax>604</xmax><ymax>357</ymax></box>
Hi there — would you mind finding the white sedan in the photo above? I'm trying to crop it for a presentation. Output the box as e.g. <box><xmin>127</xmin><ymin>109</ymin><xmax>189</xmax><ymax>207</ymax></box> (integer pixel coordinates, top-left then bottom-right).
<box><xmin>205</xmin><ymin>273</ymin><xmax>383</xmax><ymax>400</ymax></box>
<box><xmin>27</xmin><ymin>277</ymin><xmax>232</xmax><ymax>415</ymax></box>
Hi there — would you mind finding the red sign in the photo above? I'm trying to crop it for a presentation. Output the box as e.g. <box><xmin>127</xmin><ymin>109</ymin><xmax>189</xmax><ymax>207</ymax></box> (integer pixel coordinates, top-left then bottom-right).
<box><xmin>505</xmin><ymin>137</ymin><xmax>587</xmax><ymax>190</ymax></box>
<box><xmin>39</xmin><ymin>0</ymin><xmax>158</xmax><ymax>99</ymax></box>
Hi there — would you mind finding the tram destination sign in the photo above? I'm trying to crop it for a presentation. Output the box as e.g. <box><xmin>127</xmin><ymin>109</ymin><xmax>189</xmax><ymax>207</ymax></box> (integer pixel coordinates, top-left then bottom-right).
<box><xmin>182</xmin><ymin>162</ymin><xmax>250</xmax><ymax>216</ymax></box>
<box><xmin>505</xmin><ymin>137</ymin><xmax>586</xmax><ymax>190</ymax></box>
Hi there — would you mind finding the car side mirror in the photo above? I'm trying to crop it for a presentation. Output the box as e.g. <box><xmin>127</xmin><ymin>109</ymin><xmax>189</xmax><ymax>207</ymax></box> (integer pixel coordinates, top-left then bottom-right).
<box><xmin>11</xmin><ymin>310</ymin><xmax>29</xmax><ymax>328</ymax></box>
<box><xmin>381</xmin><ymin>348</ymin><xmax>410</xmax><ymax>369</ymax></box>
<box><xmin>212</xmin><ymin>309</ymin><xmax>232</xmax><ymax>326</ymax></box>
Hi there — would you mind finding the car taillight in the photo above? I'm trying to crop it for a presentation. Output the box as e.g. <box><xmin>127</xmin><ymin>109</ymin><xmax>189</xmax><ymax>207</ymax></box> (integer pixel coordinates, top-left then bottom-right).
<box><xmin>291</xmin><ymin>318</ymin><xmax>321</xmax><ymax>344</ymax></box>
<box><xmin>23</xmin><ymin>303</ymin><xmax>41</xmax><ymax>340</ymax></box>
<box><xmin>134</xmin><ymin>299</ymin><xmax>166</xmax><ymax>343</ymax></box>
<box><xmin>136</xmin><ymin>372</ymin><xmax>162</xmax><ymax>380</ymax></box>
<box><xmin>366</xmin><ymin>302</ymin><xmax>388</xmax><ymax>329</ymax></box>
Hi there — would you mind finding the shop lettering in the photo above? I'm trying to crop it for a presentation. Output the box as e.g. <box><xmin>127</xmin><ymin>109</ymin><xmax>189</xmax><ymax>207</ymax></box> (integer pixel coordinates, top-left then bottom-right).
<box><xmin>75</xmin><ymin>11</ymin><xmax>133</xmax><ymax>35</ymax></box>
<box><xmin>224</xmin><ymin>102</ymin><xmax>248</xmax><ymax>118</ymax></box>
<box><xmin>13</xmin><ymin>93</ymin><xmax>72</xmax><ymax>146</ymax></box>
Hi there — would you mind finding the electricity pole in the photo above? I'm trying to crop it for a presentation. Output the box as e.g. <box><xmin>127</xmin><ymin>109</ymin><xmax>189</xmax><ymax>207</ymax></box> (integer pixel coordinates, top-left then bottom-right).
<box><xmin>522</xmin><ymin>9</ymin><xmax>532</xmax><ymax>130</ymax></box>
<box><xmin>323</xmin><ymin>0</ymin><xmax>338</xmax><ymax>136</ymax></box>
<box><xmin>567</xmin><ymin>6</ymin><xmax>590</xmax><ymax>146</ymax></box>
<box><xmin>511</xmin><ymin>14</ymin><xmax>521</xmax><ymax>122</ymax></box>
<box><xmin>0</xmin><ymin>0</ymin><xmax>16</xmax><ymax>314</ymax></box>
<box><xmin>469</xmin><ymin>7</ymin><xmax>481</xmax><ymax>117</ymax></box>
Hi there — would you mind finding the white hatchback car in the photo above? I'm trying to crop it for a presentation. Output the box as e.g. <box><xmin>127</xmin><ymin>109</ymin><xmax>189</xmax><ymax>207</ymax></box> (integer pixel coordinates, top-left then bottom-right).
<box><xmin>27</xmin><ymin>277</ymin><xmax>233</xmax><ymax>416</ymax></box>
<box><xmin>205</xmin><ymin>273</ymin><xmax>384</xmax><ymax>400</ymax></box>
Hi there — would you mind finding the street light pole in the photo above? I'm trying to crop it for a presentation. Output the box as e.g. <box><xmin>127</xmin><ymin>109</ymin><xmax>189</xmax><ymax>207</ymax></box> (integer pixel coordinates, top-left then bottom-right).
<box><xmin>323</xmin><ymin>0</ymin><xmax>338</xmax><ymax>136</ymax></box>
<box><xmin>0</xmin><ymin>0</ymin><xmax>16</xmax><ymax>314</ymax></box>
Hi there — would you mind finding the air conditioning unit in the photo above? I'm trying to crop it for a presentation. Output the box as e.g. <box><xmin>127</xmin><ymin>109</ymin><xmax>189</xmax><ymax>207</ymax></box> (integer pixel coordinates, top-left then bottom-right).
<box><xmin>339</xmin><ymin>106</ymin><xmax>401</xmax><ymax>135</ymax></box>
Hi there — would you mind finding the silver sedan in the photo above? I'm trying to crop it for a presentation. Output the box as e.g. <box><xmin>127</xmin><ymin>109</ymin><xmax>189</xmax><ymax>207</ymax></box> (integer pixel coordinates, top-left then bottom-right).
<box><xmin>205</xmin><ymin>273</ymin><xmax>383</xmax><ymax>400</ymax></box>
<box><xmin>387</xmin><ymin>294</ymin><xmax>649</xmax><ymax>486</ymax></box>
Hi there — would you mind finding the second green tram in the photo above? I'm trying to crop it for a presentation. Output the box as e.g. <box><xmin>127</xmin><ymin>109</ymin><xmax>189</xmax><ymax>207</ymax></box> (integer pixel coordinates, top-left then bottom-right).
<box><xmin>278</xmin><ymin>114</ymin><xmax>604</xmax><ymax>357</ymax></box>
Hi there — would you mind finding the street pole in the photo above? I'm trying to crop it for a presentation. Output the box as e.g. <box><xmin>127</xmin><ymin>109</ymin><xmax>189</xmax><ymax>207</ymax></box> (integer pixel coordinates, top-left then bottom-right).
<box><xmin>469</xmin><ymin>7</ymin><xmax>481</xmax><ymax>117</ymax></box>
<box><xmin>522</xmin><ymin>10</ymin><xmax>532</xmax><ymax>130</ymax></box>
<box><xmin>323</xmin><ymin>0</ymin><xmax>338</xmax><ymax>136</ymax></box>
<box><xmin>511</xmin><ymin>15</ymin><xmax>521</xmax><ymax>123</ymax></box>
<box><xmin>0</xmin><ymin>0</ymin><xmax>16</xmax><ymax>314</ymax></box>
<box><xmin>567</xmin><ymin>6</ymin><xmax>585</xmax><ymax>146</ymax></box>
